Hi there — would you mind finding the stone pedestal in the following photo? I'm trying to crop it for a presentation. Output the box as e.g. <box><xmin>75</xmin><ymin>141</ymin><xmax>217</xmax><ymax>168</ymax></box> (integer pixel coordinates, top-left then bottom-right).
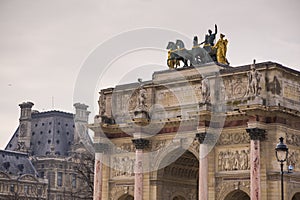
<box><xmin>132</xmin><ymin>138</ymin><xmax>149</xmax><ymax>200</ymax></box>
<box><xmin>196</xmin><ymin>132</ymin><xmax>208</xmax><ymax>200</ymax></box>
<box><xmin>246</xmin><ymin>128</ymin><xmax>266</xmax><ymax>200</ymax></box>
<box><xmin>93</xmin><ymin>143</ymin><xmax>108</xmax><ymax>200</ymax></box>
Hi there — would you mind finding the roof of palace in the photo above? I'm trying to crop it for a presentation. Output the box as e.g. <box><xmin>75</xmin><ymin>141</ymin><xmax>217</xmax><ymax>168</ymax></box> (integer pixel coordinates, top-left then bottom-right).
<box><xmin>0</xmin><ymin>150</ymin><xmax>38</xmax><ymax>176</ymax></box>
<box><xmin>5</xmin><ymin>110</ymin><xmax>75</xmax><ymax>157</ymax></box>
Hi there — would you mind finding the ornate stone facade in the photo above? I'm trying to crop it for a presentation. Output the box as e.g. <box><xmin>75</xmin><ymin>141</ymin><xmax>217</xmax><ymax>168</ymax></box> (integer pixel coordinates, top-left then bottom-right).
<box><xmin>4</xmin><ymin>103</ymin><xmax>94</xmax><ymax>200</ymax></box>
<box><xmin>91</xmin><ymin>62</ymin><xmax>300</xmax><ymax>200</ymax></box>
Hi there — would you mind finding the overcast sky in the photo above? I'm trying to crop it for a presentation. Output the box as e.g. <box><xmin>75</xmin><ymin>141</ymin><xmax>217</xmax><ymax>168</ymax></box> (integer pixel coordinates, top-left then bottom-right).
<box><xmin>1</xmin><ymin>0</ymin><xmax>300</xmax><ymax>148</ymax></box>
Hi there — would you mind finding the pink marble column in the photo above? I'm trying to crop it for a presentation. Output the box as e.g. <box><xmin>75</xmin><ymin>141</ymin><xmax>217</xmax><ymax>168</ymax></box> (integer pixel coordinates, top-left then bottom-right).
<box><xmin>246</xmin><ymin>128</ymin><xmax>266</xmax><ymax>200</ymax></box>
<box><xmin>93</xmin><ymin>153</ymin><xmax>103</xmax><ymax>200</ymax></box>
<box><xmin>132</xmin><ymin>138</ymin><xmax>149</xmax><ymax>200</ymax></box>
<box><xmin>135</xmin><ymin>149</ymin><xmax>143</xmax><ymax>199</ymax></box>
<box><xmin>93</xmin><ymin>143</ymin><xmax>108</xmax><ymax>200</ymax></box>
<box><xmin>196</xmin><ymin>132</ymin><xmax>208</xmax><ymax>200</ymax></box>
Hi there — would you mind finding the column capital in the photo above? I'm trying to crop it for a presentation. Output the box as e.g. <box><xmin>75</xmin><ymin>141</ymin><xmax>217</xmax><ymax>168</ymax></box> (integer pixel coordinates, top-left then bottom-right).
<box><xmin>94</xmin><ymin>143</ymin><xmax>109</xmax><ymax>153</ymax></box>
<box><xmin>132</xmin><ymin>138</ymin><xmax>149</xmax><ymax>150</ymax></box>
<box><xmin>246</xmin><ymin>128</ymin><xmax>266</xmax><ymax>141</ymax></box>
<box><xmin>196</xmin><ymin>132</ymin><xmax>206</xmax><ymax>144</ymax></box>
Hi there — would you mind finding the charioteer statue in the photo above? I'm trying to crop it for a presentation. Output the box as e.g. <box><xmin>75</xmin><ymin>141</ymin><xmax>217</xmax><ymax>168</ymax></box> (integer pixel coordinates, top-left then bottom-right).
<box><xmin>166</xmin><ymin>24</ymin><xmax>230</xmax><ymax>68</ymax></box>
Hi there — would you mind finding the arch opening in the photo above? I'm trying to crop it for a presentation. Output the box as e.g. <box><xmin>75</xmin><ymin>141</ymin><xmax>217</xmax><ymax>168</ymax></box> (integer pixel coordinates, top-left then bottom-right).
<box><xmin>224</xmin><ymin>189</ymin><xmax>250</xmax><ymax>200</ymax></box>
<box><xmin>173</xmin><ymin>195</ymin><xmax>186</xmax><ymax>200</ymax></box>
<box><xmin>292</xmin><ymin>192</ymin><xmax>300</xmax><ymax>200</ymax></box>
<box><xmin>118</xmin><ymin>194</ymin><xmax>134</xmax><ymax>200</ymax></box>
<box><xmin>157</xmin><ymin>150</ymin><xmax>199</xmax><ymax>199</ymax></box>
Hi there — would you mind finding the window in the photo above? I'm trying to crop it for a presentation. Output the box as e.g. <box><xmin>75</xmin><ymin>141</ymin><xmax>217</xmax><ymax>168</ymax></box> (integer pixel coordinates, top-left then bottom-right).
<box><xmin>72</xmin><ymin>174</ymin><xmax>77</xmax><ymax>188</ymax></box>
<box><xmin>57</xmin><ymin>172</ymin><xmax>63</xmax><ymax>187</ymax></box>
<box><xmin>37</xmin><ymin>187</ymin><xmax>42</xmax><ymax>196</ymax></box>
<box><xmin>56</xmin><ymin>195</ymin><xmax>62</xmax><ymax>200</ymax></box>
<box><xmin>24</xmin><ymin>185</ymin><xmax>30</xmax><ymax>194</ymax></box>
<box><xmin>10</xmin><ymin>184</ymin><xmax>14</xmax><ymax>193</ymax></box>
<box><xmin>40</xmin><ymin>171</ymin><xmax>45</xmax><ymax>178</ymax></box>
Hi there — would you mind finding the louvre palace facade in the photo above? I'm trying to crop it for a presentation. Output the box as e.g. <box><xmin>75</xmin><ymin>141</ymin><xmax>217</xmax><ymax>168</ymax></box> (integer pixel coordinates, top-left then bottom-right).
<box><xmin>2</xmin><ymin>102</ymin><xmax>93</xmax><ymax>200</ymax></box>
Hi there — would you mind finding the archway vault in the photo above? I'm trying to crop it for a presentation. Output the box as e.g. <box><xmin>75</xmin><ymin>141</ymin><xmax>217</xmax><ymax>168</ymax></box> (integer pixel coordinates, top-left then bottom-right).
<box><xmin>292</xmin><ymin>192</ymin><xmax>300</xmax><ymax>200</ymax></box>
<box><xmin>156</xmin><ymin>150</ymin><xmax>199</xmax><ymax>200</ymax></box>
<box><xmin>223</xmin><ymin>189</ymin><xmax>250</xmax><ymax>200</ymax></box>
<box><xmin>118</xmin><ymin>194</ymin><xmax>134</xmax><ymax>200</ymax></box>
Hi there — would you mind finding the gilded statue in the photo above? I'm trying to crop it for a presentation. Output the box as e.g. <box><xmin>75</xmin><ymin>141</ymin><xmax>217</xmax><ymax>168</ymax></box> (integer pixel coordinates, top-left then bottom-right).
<box><xmin>214</xmin><ymin>33</ymin><xmax>229</xmax><ymax>65</ymax></box>
<box><xmin>165</xmin><ymin>25</ymin><xmax>231</xmax><ymax>68</ymax></box>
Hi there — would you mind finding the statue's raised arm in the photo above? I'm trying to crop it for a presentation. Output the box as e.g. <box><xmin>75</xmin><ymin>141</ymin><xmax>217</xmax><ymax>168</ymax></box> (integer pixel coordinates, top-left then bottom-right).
<box><xmin>214</xmin><ymin>24</ymin><xmax>218</xmax><ymax>35</ymax></box>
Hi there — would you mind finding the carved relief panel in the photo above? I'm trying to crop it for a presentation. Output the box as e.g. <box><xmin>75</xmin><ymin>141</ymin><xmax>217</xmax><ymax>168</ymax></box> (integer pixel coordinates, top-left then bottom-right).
<box><xmin>216</xmin><ymin>148</ymin><xmax>250</xmax><ymax>171</ymax></box>
<box><xmin>286</xmin><ymin>132</ymin><xmax>300</xmax><ymax>147</ymax></box>
<box><xmin>111</xmin><ymin>155</ymin><xmax>135</xmax><ymax>178</ymax></box>
<box><xmin>156</xmin><ymin>83</ymin><xmax>201</xmax><ymax>107</ymax></box>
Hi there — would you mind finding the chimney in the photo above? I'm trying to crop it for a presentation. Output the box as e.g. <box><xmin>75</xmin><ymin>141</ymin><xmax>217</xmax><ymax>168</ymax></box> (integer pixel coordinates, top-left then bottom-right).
<box><xmin>73</xmin><ymin>103</ymin><xmax>90</xmax><ymax>123</ymax></box>
<box><xmin>19</xmin><ymin>102</ymin><xmax>34</xmax><ymax>120</ymax></box>
<box><xmin>73</xmin><ymin>103</ymin><xmax>91</xmax><ymax>145</ymax></box>
<box><xmin>18</xmin><ymin>102</ymin><xmax>34</xmax><ymax>152</ymax></box>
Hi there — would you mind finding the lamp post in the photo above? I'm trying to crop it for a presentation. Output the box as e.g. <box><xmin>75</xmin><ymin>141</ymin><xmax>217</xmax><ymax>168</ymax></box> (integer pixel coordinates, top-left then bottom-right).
<box><xmin>275</xmin><ymin>137</ymin><xmax>289</xmax><ymax>200</ymax></box>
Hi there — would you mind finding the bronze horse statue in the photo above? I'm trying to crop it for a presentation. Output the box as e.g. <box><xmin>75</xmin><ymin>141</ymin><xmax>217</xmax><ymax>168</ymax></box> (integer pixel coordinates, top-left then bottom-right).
<box><xmin>167</xmin><ymin>39</ymin><xmax>213</xmax><ymax>68</ymax></box>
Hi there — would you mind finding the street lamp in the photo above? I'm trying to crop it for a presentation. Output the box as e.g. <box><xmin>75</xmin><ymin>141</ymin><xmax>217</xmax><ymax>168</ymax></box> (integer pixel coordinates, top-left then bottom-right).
<box><xmin>275</xmin><ymin>137</ymin><xmax>289</xmax><ymax>200</ymax></box>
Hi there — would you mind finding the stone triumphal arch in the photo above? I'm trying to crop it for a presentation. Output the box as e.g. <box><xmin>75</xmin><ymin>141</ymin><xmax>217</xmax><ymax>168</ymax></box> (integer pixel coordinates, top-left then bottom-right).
<box><xmin>90</xmin><ymin>62</ymin><xmax>300</xmax><ymax>200</ymax></box>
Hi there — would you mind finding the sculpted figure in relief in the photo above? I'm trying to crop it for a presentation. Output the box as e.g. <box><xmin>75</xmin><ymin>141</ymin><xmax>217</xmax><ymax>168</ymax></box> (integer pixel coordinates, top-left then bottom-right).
<box><xmin>218</xmin><ymin>149</ymin><xmax>250</xmax><ymax>171</ymax></box>
<box><xmin>112</xmin><ymin>156</ymin><xmax>135</xmax><ymax>177</ymax></box>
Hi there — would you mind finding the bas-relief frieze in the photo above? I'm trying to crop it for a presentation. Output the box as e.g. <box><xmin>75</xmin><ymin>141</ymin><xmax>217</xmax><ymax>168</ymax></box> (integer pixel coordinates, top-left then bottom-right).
<box><xmin>217</xmin><ymin>148</ymin><xmax>250</xmax><ymax>171</ymax></box>
<box><xmin>286</xmin><ymin>132</ymin><xmax>300</xmax><ymax>147</ymax></box>
<box><xmin>111</xmin><ymin>156</ymin><xmax>135</xmax><ymax>178</ymax></box>
<box><xmin>217</xmin><ymin>132</ymin><xmax>250</xmax><ymax>145</ymax></box>
<box><xmin>151</xmin><ymin>140</ymin><xmax>168</xmax><ymax>151</ymax></box>
<box><xmin>223</xmin><ymin>77</ymin><xmax>248</xmax><ymax>99</ymax></box>
<box><xmin>115</xmin><ymin>143</ymin><xmax>135</xmax><ymax>153</ymax></box>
